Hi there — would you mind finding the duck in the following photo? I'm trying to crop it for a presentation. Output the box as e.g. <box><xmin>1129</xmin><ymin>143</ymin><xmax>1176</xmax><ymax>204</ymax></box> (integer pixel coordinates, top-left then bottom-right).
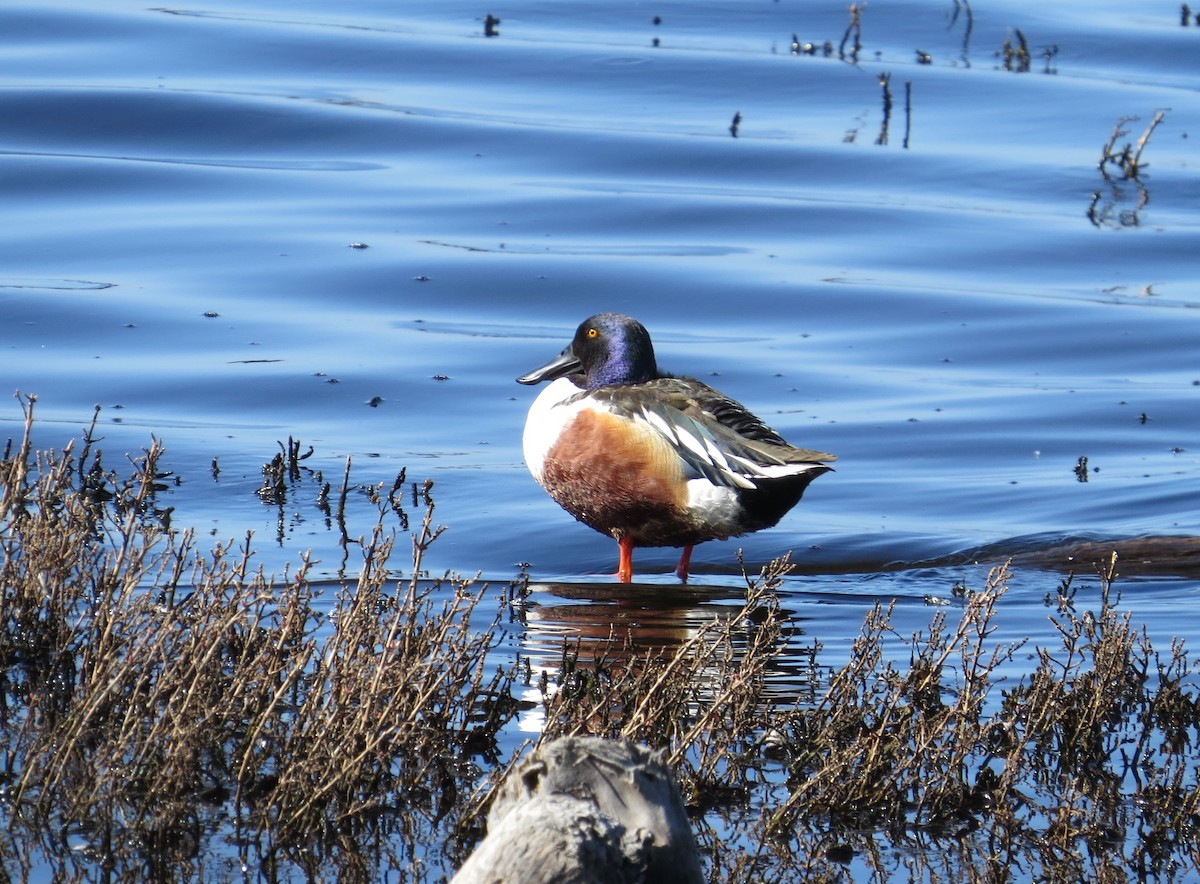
<box><xmin>516</xmin><ymin>312</ymin><xmax>834</xmax><ymax>583</ymax></box>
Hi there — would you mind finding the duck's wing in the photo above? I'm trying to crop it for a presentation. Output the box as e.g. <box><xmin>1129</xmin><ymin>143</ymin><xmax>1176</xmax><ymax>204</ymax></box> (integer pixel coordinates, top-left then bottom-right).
<box><xmin>594</xmin><ymin>377</ymin><xmax>835</xmax><ymax>491</ymax></box>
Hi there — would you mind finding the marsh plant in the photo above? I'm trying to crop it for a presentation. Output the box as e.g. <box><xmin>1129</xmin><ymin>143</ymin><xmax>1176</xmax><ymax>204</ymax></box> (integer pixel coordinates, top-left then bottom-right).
<box><xmin>532</xmin><ymin>560</ymin><xmax>1200</xmax><ymax>881</ymax></box>
<box><xmin>2</xmin><ymin>396</ymin><xmax>1199</xmax><ymax>881</ymax></box>
<box><xmin>0</xmin><ymin>397</ymin><xmax>516</xmax><ymax>880</ymax></box>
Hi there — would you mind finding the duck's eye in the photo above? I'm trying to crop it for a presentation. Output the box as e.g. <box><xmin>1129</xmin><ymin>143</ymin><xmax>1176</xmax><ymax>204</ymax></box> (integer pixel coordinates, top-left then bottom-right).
<box><xmin>586</xmin><ymin>328</ymin><xmax>599</xmax><ymax>339</ymax></box>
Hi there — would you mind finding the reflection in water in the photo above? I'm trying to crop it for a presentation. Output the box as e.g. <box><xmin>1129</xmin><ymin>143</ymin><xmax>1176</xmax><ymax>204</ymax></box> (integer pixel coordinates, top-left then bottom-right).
<box><xmin>1088</xmin><ymin>178</ymin><xmax>1150</xmax><ymax>228</ymax></box>
<box><xmin>519</xmin><ymin>582</ymin><xmax>746</xmax><ymax>668</ymax></box>
<box><xmin>512</xmin><ymin>580</ymin><xmax>823</xmax><ymax>735</ymax></box>
<box><xmin>949</xmin><ymin>0</ymin><xmax>974</xmax><ymax>67</ymax></box>
<box><xmin>876</xmin><ymin>73</ymin><xmax>893</xmax><ymax>146</ymax></box>
<box><xmin>1089</xmin><ymin>111</ymin><xmax>1168</xmax><ymax>228</ymax></box>
<box><xmin>874</xmin><ymin>73</ymin><xmax>913</xmax><ymax>149</ymax></box>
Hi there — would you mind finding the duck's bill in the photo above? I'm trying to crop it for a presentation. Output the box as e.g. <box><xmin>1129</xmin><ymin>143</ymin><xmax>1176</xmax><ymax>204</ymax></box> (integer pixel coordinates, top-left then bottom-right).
<box><xmin>516</xmin><ymin>347</ymin><xmax>582</xmax><ymax>385</ymax></box>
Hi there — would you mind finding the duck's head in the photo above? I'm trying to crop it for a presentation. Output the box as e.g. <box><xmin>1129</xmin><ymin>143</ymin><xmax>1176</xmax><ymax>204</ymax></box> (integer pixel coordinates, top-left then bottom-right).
<box><xmin>517</xmin><ymin>312</ymin><xmax>659</xmax><ymax>389</ymax></box>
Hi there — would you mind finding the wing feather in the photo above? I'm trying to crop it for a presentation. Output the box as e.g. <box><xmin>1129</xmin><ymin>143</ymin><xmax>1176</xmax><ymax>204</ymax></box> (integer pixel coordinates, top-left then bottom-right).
<box><xmin>583</xmin><ymin>376</ymin><xmax>834</xmax><ymax>491</ymax></box>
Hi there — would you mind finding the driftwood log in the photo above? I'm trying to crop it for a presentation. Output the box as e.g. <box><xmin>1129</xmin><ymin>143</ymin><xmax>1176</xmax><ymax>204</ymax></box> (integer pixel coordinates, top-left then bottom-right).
<box><xmin>452</xmin><ymin>736</ymin><xmax>704</xmax><ymax>884</ymax></box>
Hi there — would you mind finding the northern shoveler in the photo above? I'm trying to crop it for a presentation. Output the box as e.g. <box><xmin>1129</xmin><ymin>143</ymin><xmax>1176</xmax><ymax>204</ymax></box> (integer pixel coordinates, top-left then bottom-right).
<box><xmin>517</xmin><ymin>312</ymin><xmax>834</xmax><ymax>583</ymax></box>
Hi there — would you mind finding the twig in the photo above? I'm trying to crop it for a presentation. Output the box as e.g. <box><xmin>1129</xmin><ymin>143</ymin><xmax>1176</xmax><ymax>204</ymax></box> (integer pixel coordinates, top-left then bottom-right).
<box><xmin>1129</xmin><ymin>110</ymin><xmax>1168</xmax><ymax>176</ymax></box>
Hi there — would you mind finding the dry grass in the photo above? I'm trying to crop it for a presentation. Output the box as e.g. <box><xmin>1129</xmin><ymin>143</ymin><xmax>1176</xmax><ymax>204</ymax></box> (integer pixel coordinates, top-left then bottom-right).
<box><xmin>529</xmin><ymin>554</ymin><xmax>1200</xmax><ymax>881</ymax></box>
<box><xmin>0</xmin><ymin>395</ymin><xmax>516</xmax><ymax>880</ymax></box>
<box><xmin>3</xmin><ymin>395</ymin><xmax>1200</xmax><ymax>881</ymax></box>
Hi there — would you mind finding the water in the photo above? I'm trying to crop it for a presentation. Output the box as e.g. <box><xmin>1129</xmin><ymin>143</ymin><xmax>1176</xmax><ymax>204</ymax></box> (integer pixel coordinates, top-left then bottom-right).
<box><xmin>3</xmin><ymin>0</ymin><xmax>1199</xmax><ymax>878</ymax></box>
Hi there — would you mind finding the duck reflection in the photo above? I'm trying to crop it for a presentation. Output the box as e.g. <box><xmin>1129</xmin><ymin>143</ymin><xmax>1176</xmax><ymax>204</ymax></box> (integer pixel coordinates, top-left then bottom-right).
<box><xmin>510</xmin><ymin>580</ymin><xmax>821</xmax><ymax>735</ymax></box>
<box><xmin>521</xmin><ymin>581</ymin><xmax>742</xmax><ymax>653</ymax></box>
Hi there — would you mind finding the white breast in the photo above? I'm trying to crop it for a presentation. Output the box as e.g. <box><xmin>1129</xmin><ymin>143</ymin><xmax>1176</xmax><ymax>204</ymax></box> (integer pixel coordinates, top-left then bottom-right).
<box><xmin>521</xmin><ymin>377</ymin><xmax>591</xmax><ymax>484</ymax></box>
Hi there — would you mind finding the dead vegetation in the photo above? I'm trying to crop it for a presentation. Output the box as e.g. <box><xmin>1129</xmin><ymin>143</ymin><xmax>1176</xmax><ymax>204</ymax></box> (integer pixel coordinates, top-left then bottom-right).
<box><xmin>997</xmin><ymin>28</ymin><xmax>1060</xmax><ymax>74</ymax></box>
<box><xmin>3</xmin><ymin>395</ymin><xmax>1200</xmax><ymax>881</ymax></box>
<box><xmin>528</xmin><ymin>557</ymin><xmax>1200</xmax><ymax>880</ymax></box>
<box><xmin>1089</xmin><ymin>111</ymin><xmax>1168</xmax><ymax>227</ymax></box>
<box><xmin>0</xmin><ymin>395</ymin><xmax>516</xmax><ymax>880</ymax></box>
<box><xmin>1099</xmin><ymin>111</ymin><xmax>1168</xmax><ymax>181</ymax></box>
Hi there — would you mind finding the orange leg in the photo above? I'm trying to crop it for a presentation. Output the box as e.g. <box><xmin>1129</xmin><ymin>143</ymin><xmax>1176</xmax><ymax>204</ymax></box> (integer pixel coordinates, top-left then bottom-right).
<box><xmin>675</xmin><ymin>544</ymin><xmax>694</xmax><ymax>582</ymax></box>
<box><xmin>617</xmin><ymin>535</ymin><xmax>635</xmax><ymax>583</ymax></box>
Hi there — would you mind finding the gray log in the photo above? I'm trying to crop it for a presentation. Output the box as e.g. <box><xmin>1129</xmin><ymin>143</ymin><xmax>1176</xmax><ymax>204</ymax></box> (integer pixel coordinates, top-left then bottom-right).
<box><xmin>452</xmin><ymin>736</ymin><xmax>704</xmax><ymax>884</ymax></box>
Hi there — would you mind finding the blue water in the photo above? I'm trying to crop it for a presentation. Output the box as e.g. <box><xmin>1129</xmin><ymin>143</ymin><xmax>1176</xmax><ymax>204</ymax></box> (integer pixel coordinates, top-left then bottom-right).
<box><xmin>4</xmin><ymin>0</ymin><xmax>1200</xmax><ymax>878</ymax></box>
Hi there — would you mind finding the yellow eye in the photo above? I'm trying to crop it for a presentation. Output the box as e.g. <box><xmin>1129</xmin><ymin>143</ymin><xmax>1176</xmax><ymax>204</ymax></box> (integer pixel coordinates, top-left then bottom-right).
<box><xmin>586</xmin><ymin>327</ymin><xmax>599</xmax><ymax>338</ymax></box>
